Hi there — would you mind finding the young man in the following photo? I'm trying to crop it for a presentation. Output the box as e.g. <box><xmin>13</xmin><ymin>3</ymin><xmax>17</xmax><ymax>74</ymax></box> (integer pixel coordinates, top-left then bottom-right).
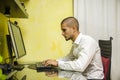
<box><xmin>43</xmin><ymin>17</ymin><xmax>104</xmax><ymax>79</ymax></box>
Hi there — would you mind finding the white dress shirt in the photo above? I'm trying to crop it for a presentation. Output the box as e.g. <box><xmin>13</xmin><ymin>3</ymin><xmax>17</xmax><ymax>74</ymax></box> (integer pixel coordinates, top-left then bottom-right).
<box><xmin>58</xmin><ymin>33</ymin><xmax>104</xmax><ymax>79</ymax></box>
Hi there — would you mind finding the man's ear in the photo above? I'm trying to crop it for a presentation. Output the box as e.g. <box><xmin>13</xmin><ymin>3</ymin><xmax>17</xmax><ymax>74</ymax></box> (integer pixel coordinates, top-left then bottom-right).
<box><xmin>72</xmin><ymin>25</ymin><xmax>76</xmax><ymax>31</ymax></box>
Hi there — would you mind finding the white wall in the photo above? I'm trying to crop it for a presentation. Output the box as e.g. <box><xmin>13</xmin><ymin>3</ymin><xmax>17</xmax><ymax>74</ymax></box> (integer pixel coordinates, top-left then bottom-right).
<box><xmin>74</xmin><ymin>0</ymin><xmax>120</xmax><ymax>80</ymax></box>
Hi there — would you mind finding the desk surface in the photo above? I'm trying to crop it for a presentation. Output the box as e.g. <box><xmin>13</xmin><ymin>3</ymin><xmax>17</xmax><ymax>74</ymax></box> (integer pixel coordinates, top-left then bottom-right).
<box><xmin>12</xmin><ymin>67</ymin><xmax>87</xmax><ymax>80</ymax></box>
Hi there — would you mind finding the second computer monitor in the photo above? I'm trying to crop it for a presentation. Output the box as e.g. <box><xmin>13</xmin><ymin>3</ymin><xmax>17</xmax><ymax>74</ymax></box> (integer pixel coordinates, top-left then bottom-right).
<box><xmin>8</xmin><ymin>20</ymin><xmax>26</xmax><ymax>59</ymax></box>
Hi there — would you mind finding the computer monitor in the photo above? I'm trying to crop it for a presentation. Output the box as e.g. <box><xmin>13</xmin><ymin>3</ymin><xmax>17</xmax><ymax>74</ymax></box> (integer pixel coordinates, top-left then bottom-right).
<box><xmin>7</xmin><ymin>20</ymin><xmax>26</xmax><ymax>59</ymax></box>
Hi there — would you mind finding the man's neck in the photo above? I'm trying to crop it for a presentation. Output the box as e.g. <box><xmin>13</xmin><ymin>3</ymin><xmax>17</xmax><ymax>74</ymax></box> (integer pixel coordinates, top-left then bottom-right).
<box><xmin>72</xmin><ymin>31</ymin><xmax>80</xmax><ymax>42</ymax></box>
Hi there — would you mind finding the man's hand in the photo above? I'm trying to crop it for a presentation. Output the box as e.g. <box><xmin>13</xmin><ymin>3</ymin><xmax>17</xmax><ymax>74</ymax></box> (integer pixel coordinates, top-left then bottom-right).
<box><xmin>43</xmin><ymin>59</ymin><xmax>58</xmax><ymax>67</ymax></box>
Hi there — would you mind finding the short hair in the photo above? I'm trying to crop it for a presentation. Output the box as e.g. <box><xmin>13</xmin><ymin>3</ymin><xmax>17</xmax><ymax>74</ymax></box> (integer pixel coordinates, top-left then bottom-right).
<box><xmin>61</xmin><ymin>17</ymin><xmax>79</xmax><ymax>30</ymax></box>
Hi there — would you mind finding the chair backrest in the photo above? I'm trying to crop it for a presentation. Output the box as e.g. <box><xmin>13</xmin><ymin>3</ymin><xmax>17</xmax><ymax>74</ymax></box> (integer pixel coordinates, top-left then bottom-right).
<box><xmin>99</xmin><ymin>37</ymin><xmax>113</xmax><ymax>80</ymax></box>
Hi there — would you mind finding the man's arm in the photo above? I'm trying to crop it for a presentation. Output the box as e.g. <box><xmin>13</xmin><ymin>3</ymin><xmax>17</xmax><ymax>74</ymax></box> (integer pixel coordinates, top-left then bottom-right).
<box><xmin>58</xmin><ymin>41</ymin><xmax>98</xmax><ymax>72</ymax></box>
<box><xmin>44</xmin><ymin>46</ymin><xmax>75</xmax><ymax>66</ymax></box>
<box><xmin>44</xmin><ymin>39</ymin><xmax>99</xmax><ymax>72</ymax></box>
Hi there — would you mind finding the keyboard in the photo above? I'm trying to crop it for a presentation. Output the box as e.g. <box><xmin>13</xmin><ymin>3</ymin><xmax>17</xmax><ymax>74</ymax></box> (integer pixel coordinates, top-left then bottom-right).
<box><xmin>27</xmin><ymin>62</ymin><xmax>58</xmax><ymax>72</ymax></box>
<box><xmin>27</xmin><ymin>64</ymin><xmax>36</xmax><ymax>70</ymax></box>
<box><xmin>13</xmin><ymin>65</ymin><xmax>24</xmax><ymax>71</ymax></box>
<box><xmin>36</xmin><ymin>62</ymin><xmax>54</xmax><ymax>72</ymax></box>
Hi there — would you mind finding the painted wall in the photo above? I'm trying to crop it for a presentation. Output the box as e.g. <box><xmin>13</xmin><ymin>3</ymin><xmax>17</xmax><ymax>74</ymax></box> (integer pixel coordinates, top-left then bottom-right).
<box><xmin>0</xmin><ymin>13</ymin><xmax>9</xmax><ymax>60</ymax></box>
<box><xmin>0</xmin><ymin>0</ymin><xmax>73</xmax><ymax>79</ymax></box>
<box><xmin>0</xmin><ymin>13</ymin><xmax>8</xmax><ymax>79</ymax></box>
<box><xmin>12</xmin><ymin>0</ymin><xmax>73</xmax><ymax>79</ymax></box>
<box><xmin>12</xmin><ymin>0</ymin><xmax>73</xmax><ymax>63</ymax></box>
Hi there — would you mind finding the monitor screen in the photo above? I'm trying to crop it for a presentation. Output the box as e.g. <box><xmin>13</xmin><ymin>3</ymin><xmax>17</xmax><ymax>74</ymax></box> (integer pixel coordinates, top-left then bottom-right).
<box><xmin>8</xmin><ymin>20</ymin><xmax>26</xmax><ymax>59</ymax></box>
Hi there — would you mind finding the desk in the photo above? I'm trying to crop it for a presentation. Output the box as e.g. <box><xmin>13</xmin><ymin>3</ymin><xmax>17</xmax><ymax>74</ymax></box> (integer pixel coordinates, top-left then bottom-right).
<box><xmin>9</xmin><ymin>67</ymin><xmax>87</xmax><ymax>80</ymax></box>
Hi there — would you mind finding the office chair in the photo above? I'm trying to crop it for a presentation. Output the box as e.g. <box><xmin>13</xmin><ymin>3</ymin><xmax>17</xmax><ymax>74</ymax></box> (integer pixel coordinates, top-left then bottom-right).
<box><xmin>99</xmin><ymin>37</ymin><xmax>113</xmax><ymax>80</ymax></box>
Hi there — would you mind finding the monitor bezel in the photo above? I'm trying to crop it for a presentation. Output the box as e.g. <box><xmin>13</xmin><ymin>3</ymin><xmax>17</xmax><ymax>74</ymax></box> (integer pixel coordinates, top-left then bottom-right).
<box><xmin>8</xmin><ymin>20</ymin><xmax>26</xmax><ymax>59</ymax></box>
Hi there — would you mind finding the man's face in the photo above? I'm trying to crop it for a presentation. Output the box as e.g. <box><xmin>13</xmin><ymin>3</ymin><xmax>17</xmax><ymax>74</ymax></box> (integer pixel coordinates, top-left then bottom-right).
<box><xmin>61</xmin><ymin>22</ymin><xmax>74</xmax><ymax>41</ymax></box>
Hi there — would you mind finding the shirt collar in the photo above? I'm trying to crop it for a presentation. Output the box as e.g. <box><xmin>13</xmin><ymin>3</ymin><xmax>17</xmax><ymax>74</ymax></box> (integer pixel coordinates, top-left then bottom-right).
<box><xmin>74</xmin><ymin>33</ymin><xmax>82</xmax><ymax>45</ymax></box>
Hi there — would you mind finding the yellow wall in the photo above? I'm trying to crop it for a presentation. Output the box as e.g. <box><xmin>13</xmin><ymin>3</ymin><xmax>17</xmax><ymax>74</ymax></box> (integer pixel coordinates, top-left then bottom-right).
<box><xmin>0</xmin><ymin>0</ymin><xmax>73</xmax><ymax>79</ymax></box>
<box><xmin>0</xmin><ymin>13</ymin><xmax>8</xmax><ymax>79</ymax></box>
<box><xmin>0</xmin><ymin>13</ymin><xmax>9</xmax><ymax>62</ymax></box>
<box><xmin>12</xmin><ymin>0</ymin><xmax>73</xmax><ymax>63</ymax></box>
<box><xmin>13</xmin><ymin>0</ymin><xmax>73</xmax><ymax>79</ymax></box>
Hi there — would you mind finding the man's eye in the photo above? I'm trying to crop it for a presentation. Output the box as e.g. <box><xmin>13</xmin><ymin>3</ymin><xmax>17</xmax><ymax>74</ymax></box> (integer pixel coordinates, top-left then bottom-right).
<box><xmin>62</xmin><ymin>29</ymin><xmax>66</xmax><ymax>32</ymax></box>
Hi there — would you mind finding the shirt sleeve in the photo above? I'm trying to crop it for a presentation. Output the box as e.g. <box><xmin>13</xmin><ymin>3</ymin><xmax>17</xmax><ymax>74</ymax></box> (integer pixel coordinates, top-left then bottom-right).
<box><xmin>58</xmin><ymin>39</ymin><xmax>98</xmax><ymax>72</ymax></box>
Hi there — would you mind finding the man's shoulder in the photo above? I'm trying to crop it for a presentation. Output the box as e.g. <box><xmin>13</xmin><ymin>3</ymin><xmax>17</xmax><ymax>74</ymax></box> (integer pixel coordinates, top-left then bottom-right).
<box><xmin>80</xmin><ymin>34</ymin><xmax>97</xmax><ymax>44</ymax></box>
<box><xmin>81</xmin><ymin>34</ymin><xmax>94</xmax><ymax>40</ymax></box>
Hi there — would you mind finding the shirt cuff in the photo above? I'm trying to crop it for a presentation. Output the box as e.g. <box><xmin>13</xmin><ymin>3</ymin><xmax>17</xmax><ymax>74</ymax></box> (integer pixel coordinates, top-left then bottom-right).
<box><xmin>57</xmin><ymin>60</ymin><xmax>65</xmax><ymax>69</ymax></box>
